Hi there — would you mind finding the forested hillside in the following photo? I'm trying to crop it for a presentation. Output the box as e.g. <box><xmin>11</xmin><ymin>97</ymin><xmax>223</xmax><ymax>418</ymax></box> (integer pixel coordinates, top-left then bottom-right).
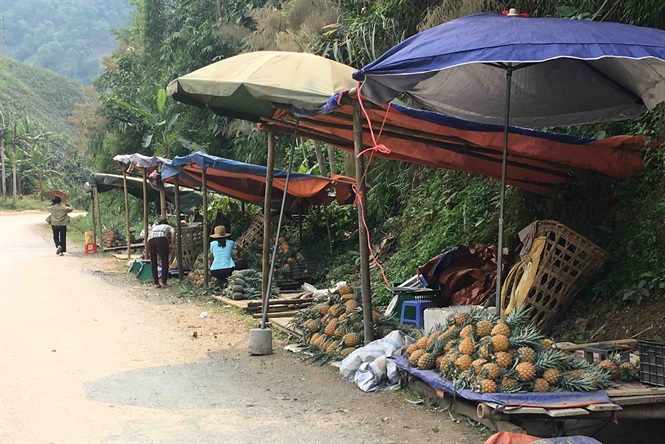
<box><xmin>79</xmin><ymin>0</ymin><xmax>664</xmax><ymax>340</ymax></box>
<box><xmin>0</xmin><ymin>57</ymin><xmax>92</xmax><ymax>206</ymax></box>
<box><xmin>2</xmin><ymin>0</ymin><xmax>132</xmax><ymax>85</ymax></box>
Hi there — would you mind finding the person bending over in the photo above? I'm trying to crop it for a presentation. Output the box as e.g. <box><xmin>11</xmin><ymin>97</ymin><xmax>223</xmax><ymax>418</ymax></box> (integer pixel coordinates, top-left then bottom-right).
<box><xmin>147</xmin><ymin>219</ymin><xmax>175</xmax><ymax>288</ymax></box>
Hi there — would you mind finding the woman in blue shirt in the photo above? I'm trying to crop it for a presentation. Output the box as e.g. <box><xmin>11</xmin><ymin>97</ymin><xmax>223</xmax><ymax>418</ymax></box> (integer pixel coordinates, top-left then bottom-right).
<box><xmin>209</xmin><ymin>225</ymin><xmax>238</xmax><ymax>284</ymax></box>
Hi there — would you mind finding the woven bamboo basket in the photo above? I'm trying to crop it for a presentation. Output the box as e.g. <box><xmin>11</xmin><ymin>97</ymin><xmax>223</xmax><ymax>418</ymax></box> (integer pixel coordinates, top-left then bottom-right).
<box><xmin>503</xmin><ymin>220</ymin><xmax>610</xmax><ymax>332</ymax></box>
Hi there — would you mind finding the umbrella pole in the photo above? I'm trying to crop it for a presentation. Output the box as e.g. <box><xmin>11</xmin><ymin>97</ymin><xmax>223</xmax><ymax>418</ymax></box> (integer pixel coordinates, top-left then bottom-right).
<box><xmin>261</xmin><ymin>123</ymin><xmax>299</xmax><ymax>330</ymax></box>
<box><xmin>496</xmin><ymin>67</ymin><xmax>513</xmax><ymax>317</ymax></box>
<box><xmin>142</xmin><ymin>169</ymin><xmax>149</xmax><ymax>259</ymax></box>
<box><xmin>202</xmin><ymin>167</ymin><xmax>209</xmax><ymax>289</ymax></box>
<box><xmin>174</xmin><ymin>175</ymin><xmax>183</xmax><ymax>281</ymax></box>
<box><xmin>90</xmin><ymin>191</ymin><xmax>97</xmax><ymax>251</ymax></box>
<box><xmin>261</xmin><ymin>130</ymin><xmax>276</xmax><ymax>313</ymax></box>
<box><xmin>122</xmin><ymin>166</ymin><xmax>131</xmax><ymax>260</ymax></box>
<box><xmin>353</xmin><ymin>102</ymin><xmax>374</xmax><ymax>344</ymax></box>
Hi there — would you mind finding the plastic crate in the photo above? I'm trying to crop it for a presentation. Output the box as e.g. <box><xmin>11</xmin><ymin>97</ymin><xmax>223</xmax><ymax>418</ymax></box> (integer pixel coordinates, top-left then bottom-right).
<box><xmin>639</xmin><ymin>340</ymin><xmax>665</xmax><ymax>387</ymax></box>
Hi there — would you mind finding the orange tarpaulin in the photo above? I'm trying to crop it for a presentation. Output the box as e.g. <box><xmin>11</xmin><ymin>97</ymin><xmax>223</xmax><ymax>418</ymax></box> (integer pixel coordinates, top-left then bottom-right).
<box><xmin>268</xmin><ymin>93</ymin><xmax>649</xmax><ymax>195</ymax></box>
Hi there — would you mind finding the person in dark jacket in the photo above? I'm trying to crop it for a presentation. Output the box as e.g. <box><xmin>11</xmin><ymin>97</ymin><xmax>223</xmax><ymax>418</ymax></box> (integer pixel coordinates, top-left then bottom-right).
<box><xmin>46</xmin><ymin>196</ymin><xmax>73</xmax><ymax>256</ymax></box>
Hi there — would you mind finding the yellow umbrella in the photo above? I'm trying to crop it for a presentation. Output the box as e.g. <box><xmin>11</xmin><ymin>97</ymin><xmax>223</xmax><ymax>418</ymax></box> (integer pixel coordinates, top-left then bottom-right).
<box><xmin>167</xmin><ymin>51</ymin><xmax>357</xmax><ymax>122</ymax></box>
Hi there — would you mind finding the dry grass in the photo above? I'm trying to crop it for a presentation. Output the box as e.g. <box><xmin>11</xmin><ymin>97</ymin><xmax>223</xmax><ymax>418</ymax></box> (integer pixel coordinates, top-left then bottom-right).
<box><xmin>418</xmin><ymin>0</ymin><xmax>497</xmax><ymax>31</ymax></box>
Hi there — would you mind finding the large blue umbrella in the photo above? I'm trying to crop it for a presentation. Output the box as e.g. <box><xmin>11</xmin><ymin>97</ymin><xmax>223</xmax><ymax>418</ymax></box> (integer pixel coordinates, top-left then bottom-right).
<box><xmin>353</xmin><ymin>10</ymin><xmax>665</xmax><ymax>312</ymax></box>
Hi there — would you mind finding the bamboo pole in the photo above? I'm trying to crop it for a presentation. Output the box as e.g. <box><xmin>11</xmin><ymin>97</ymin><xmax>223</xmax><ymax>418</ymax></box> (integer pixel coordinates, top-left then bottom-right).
<box><xmin>159</xmin><ymin>165</ymin><xmax>167</xmax><ymax>220</ymax></box>
<box><xmin>327</xmin><ymin>144</ymin><xmax>337</xmax><ymax>175</ymax></box>
<box><xmin>142</xmin><ymin>169</ymin><xmax>150</xmax><ymax>259</ymax></box>
<box><xmin>262</xmin><ymin>129</ymin><xmax>276</xmax><ymax>306</ymax></box>
<box><xmin>353</xmin><ymin>102</ymin><xmax>373</xmax><ymax>343</ymax></box>
<box><xmin>94</xmin><ymin>186</ymin><xmax>103</xmax><ymax>251</ymax></box>
<box><xmin>202</xmin><ymin>167</ymin><xmax>209</xmax><ymax>289</ymax></box>
<box><xmin>122</xmin><ymin>167</ymin><xmax>131</xmax><ymax>260</ymax></box>
<box><xmin>174</xmin><ymin>175</ymin><xmax>183</xmax><ymax>281</ymax></box>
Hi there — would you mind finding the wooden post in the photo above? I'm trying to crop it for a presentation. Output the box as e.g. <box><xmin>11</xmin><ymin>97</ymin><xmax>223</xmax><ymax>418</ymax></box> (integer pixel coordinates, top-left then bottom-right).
<box><xmin>327</xmin><ymin>144</ymin><xmax>337</xmax><ymax>175</ymax></box>
<box><xmin>122</xmin><ymin>167</ymin><xmax>131</xmax><ymax>260</ymax></box>
<box><xmin>142</xmin><ymin>169</ymin><xmax>150</xmax><ymax>259</ymax></box>
<box><xmin>159</xmin><ymin>165</ymin><xmax>166</xmax><ymax>221</ymax></box>
<box><xmin>90</xmin><ymin>191</ymin><xmax>97</xmax><ymax>249</ymax></box>
<box><xmin>1</xmin><ymin>135</ymin><xmax>6</xmax><ymax>200</ymax></box>
<box><xmin>202</xmin><ymin>167</ymin><xmax>209</xmax><ymax>289</ymax></box>
<box><xmin>262</xmin><ymin>129</ymin><xmax>276</xmax><ymax>306</ymax></box>
<box><xmin>353</xmin><ymin>102</ymin><xmax>374</xmax><ymax>343</ymax></box>
<box><xmin>94</xmin><ymin>186</ymin><xmax>104</xmax><ymax>251</ymax></box>
<box><xmin>313</xmin><ymin>140</ymin><xmax>327</xmax><ymax>177</ymax></box>
<box><xmin>174</xmin><ymin>175</ymin><xmax>183</xmax><ymax>281</ymax></box>
<box><xmin>12</xmin><ymin>124</ymin><xmax>17</xmax><ymax>204</ymax></box>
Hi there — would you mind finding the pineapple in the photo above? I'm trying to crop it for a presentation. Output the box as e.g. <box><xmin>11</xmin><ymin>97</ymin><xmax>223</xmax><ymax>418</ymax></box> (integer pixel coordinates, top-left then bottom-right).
<box><xmin>338</xmin><ymin>284</ymin><xmax>353</xmax><ymax>295</ymax></box>
<box><xmin>436</xmin><ymin>355</ymin><xmax>447</xmax><ymax>368</ymax></box>
<box><xmin>533</xmin><ymin>378</ymin><xmax>550</xmax><ymax>392</ymax></box>
<box><xmin>329</xmin><ymin>304</ymin><xmax>345</xmax><ymax>317</ymax></box>
<box><xmin>345</xmin><ymin>300</ymin><xmax>360</xmax><ymax>311</ymax></box>
<box><xmin>481</xmin><ymin>363</ymin><xmax>501</xmax><ymax>381</ymax></box>
<box><xmin>372</xmin><ymin>310</ymin><xmax>384</xmax><ymax>319</ymax></box>
<box><xmin>558</xmin><ymin>371</ymin><xmax>597</xmax><ymax>392</ymax></box>
<box><xmin>409</xmin><ymin>349</ymin><xmax>426</xmax><ymax>366</ymax></box>
<box><xmin>619</xmin><ymin>362</ymin><xmax>639</xmax><ymax>381</ymax></box>
<box><xmin>416</xmin><ymin>336</ymin><xmax>429</xmax><ymax>350</ymax></box>
<box><xmin>444</xmin><ymin>340</ymin><xmax>457</xmax><ymax>352</ymax></box>
<box><xmin>495</xmin><ymin>351</ymin><xmax>513</xmax><ymax>368</ymax></box>
<box><xmin>427</xmin><ymin>334</ymin><xmax>438</xmax><ymax>346</ymax></box>
<box><xmin>455</xmin><ymin>354</ymin><xmax>473</xmax><ymax>371</ymax></box>
<box><xmin>343</xmin><ymin>332</ymin><xmax>362</xmax><ymax>347</ymax></box>
<box><xmin>458</xmin><ymin>338</ymin><xmax>475</xmax><ymax>355</ymax></box>
<box><xmin>324</xmin><ymin>319</ymin><xmax>338</xmax><ymax>336</ymax></box>
<box><xmin>328</xmin><ymin>344</ymin><xmax>342</xmax><ymax>356</ymax></box>
<box><xmin>405</xmin><ymin>343</ymin><xmax>418</xmax><ymax>356</ymax></box>
<box><xmin>491</xmin><ymin>322</ymin><xmax>510</xmax><ymax>337</ymax></box>
<box><xmin>478</xmin><ymin>343</ymin><xmax>491</xmax><ymax>360</ymax></box>
<box><xmin>517</xmin><ymin>347</ymin><xmax>537</xmax><ymax>363</ymax></box>
<box><xmin>491</xmin><ymin>335</ymin><xmax>509</xmax><ymax>352</ymax></box>
<box><xmin>460</xmin><ymin>325</ymin><xmax>475</xmax><ymax>339</ymax></box>
<box><xmin>500</xmin><ymin>377</ymin><xmax>519</xmax><ymax>392</ymax></box>
<box><xmin>516</xmin><ymin>362</ymin><xmax>536</xmax><ymax>381</ymax></box>
<box><xmin>339</xmin><ymin>347</ymin><xmax>356</xmax><ymax>359</ymax></box>
<box><xmin>333</xmin><ymin>327</ymin><xmax>345</xmax><ymax>338</ymax></box>
<box><xmin>313</xmin><ymin>304</ymin><xmax>329</xmax><ymax>315</ymax></box>
<box><xmin>543</xmin><ymin>368</ymin><xmax>561</xmax><ymax>385</ymax></box>
<box><xmin>309</xmin><ymin>332</ymin><xmax>321</xmax><ymax>345</ymax></box>
<box><xmin>418</xmin><ymin>352</ymin><xmax>437</xmax><ymax>370</ymax></box>
<box><xmin>338</xmin><ymin>314</ymin><xmax>346</xmax><ymax>322</ymax></box>
<box><xmin>471</xmin><ymin>359</ymin><xmax>487</xmax><ymax>374</ymax></box>
<box><xmin>477</xmin><ymin>379</ymin><xmax>498</xmax><ymax>394</ymax></box>
<box><xmin>341</xmin><ymin>293</ymin><xmax>355</xmax><ymax>301</ymax></box>
<box><xmin>438</xmin><ymin>355</ymin><xmax>452</xmax><ymax>373</ymax></box>
<box><xmin>454</xmin><ymin>313</ymin><xmax>469</xmax><ymax>326</ymax></box>
<box><xmin>598</xmin><ymin>359</ymin><xmax>620</xmax><ymax>380</ymax></box>
<box><xmin>304</xmin><ymin>319</ymin><xmax>321</xmax><ymax>332</ymax></box>
<box><xmin>476</xmin><ymin>320</ymin><xmax>493</xmax><ymax>338</ymax></box>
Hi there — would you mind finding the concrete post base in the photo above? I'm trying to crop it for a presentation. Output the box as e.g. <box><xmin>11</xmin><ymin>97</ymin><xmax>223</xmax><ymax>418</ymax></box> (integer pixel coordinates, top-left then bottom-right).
<box><xmin>248</xmin><ymin>328</ymin><xmax>273</xmax><ymax>355</ymax></box>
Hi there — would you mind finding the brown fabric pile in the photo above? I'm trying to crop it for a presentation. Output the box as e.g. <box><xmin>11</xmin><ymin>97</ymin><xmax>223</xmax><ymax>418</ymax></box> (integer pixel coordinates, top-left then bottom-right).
<box><xmin>417</xmin><ymin>244</ymin><xmax>510</xmax><ymax>306</ymax></box>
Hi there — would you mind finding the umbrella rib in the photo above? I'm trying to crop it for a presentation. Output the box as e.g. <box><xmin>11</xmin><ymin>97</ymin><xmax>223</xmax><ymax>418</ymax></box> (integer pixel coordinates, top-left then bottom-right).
<box><xmin>581</xmin><ymin>60</ymin><xmax>644</xmax><ymax>103</ymax></box>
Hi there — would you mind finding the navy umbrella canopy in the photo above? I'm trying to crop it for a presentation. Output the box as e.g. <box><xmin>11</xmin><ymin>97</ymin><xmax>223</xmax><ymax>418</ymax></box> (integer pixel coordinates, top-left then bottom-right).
<box><xmin>354</xmin><ymin>11</ymin><xmax>665</xmax><ymax>127</ymax></box>
<box><xmin>353</xmin><ymin>10</ymin><xmax>665</xmax><ymax>312</ymax></box>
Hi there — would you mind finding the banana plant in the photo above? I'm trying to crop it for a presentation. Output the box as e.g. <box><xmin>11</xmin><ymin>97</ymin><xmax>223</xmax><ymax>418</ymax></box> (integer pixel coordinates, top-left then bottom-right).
<box><xmin>115</xmin><ymin>88</ymin><xmax>180</xmax><ymax>157</ymax></box>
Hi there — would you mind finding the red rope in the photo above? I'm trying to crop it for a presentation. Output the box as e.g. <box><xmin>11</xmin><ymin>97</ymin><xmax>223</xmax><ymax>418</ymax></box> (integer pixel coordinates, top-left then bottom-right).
<box><xmin>352</xmin><ymin>82</ymin><xmax>392</xmax><ymax>287</ymax></box>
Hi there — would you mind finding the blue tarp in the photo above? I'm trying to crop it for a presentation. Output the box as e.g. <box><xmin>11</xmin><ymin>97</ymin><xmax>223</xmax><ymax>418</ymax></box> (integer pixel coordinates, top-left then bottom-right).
<box><xmin>393</xmin><ymin>355</ymin><xmax>612</xmax><ymax>408</ymax></box>
<box><xmin>163</xmin><ymin>152</ymin><xmax>320</xmax><ymax>182</ymax></box>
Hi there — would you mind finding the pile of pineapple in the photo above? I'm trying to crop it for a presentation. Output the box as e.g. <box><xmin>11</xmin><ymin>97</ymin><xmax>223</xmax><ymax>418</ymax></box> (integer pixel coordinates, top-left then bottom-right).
<box><xmin>404</xmin><ymin>308</ymin><xmax>639</xmax><ymax>394</ymax></box>
<box><xmin>291</xmin><ymin>284</ymin><xmax>397</xmax><ymax>362</ymax></box>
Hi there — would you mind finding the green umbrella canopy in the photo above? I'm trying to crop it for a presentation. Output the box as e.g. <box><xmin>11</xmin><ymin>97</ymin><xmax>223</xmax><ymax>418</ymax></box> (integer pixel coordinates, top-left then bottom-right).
<box><xmin>166</xmin><ymin>51</ymin><xmax>357</xmax><ymax>122</ymax></box>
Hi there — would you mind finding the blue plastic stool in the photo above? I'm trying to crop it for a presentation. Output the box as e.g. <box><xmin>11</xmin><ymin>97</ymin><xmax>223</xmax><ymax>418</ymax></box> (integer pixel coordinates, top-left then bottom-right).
<box><xmin>400</xmin><ymin>300</ymin><xmax>434</xmax><ymax>329</ymax></box>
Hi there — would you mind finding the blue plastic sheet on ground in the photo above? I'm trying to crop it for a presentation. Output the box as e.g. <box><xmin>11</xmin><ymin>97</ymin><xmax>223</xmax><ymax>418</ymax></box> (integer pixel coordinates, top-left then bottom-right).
<box><xmin>393</xmin><ymin>355</ymin><xmax>611</xmax><ymax>408</ymax></box>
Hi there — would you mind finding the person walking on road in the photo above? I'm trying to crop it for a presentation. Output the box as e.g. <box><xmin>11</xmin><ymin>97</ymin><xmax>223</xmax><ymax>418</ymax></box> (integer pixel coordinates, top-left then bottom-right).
<box><xmin>147</xmin><ymin>219</ymin><xmax>175</xmax><ymax>289</ymax></box>
<box><xmin>46</xmin><ymin>196</ymin><xmax>73</xmax><ymax>256</ymax></box>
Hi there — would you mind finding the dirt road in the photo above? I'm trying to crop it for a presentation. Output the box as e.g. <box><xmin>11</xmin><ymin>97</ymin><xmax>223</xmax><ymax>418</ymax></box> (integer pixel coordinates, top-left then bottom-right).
<box><xmin>0</xmin><ymin>212</ymin><xmax>479</xmax><ymax>444</ymax></box>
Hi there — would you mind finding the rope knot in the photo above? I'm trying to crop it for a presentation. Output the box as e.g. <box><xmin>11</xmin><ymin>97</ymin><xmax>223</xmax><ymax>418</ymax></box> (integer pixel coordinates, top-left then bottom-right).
<box><xmin>357</xmin><ymin>144</ymin><xmax>391</xmax><ymax>158</ymax></box>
